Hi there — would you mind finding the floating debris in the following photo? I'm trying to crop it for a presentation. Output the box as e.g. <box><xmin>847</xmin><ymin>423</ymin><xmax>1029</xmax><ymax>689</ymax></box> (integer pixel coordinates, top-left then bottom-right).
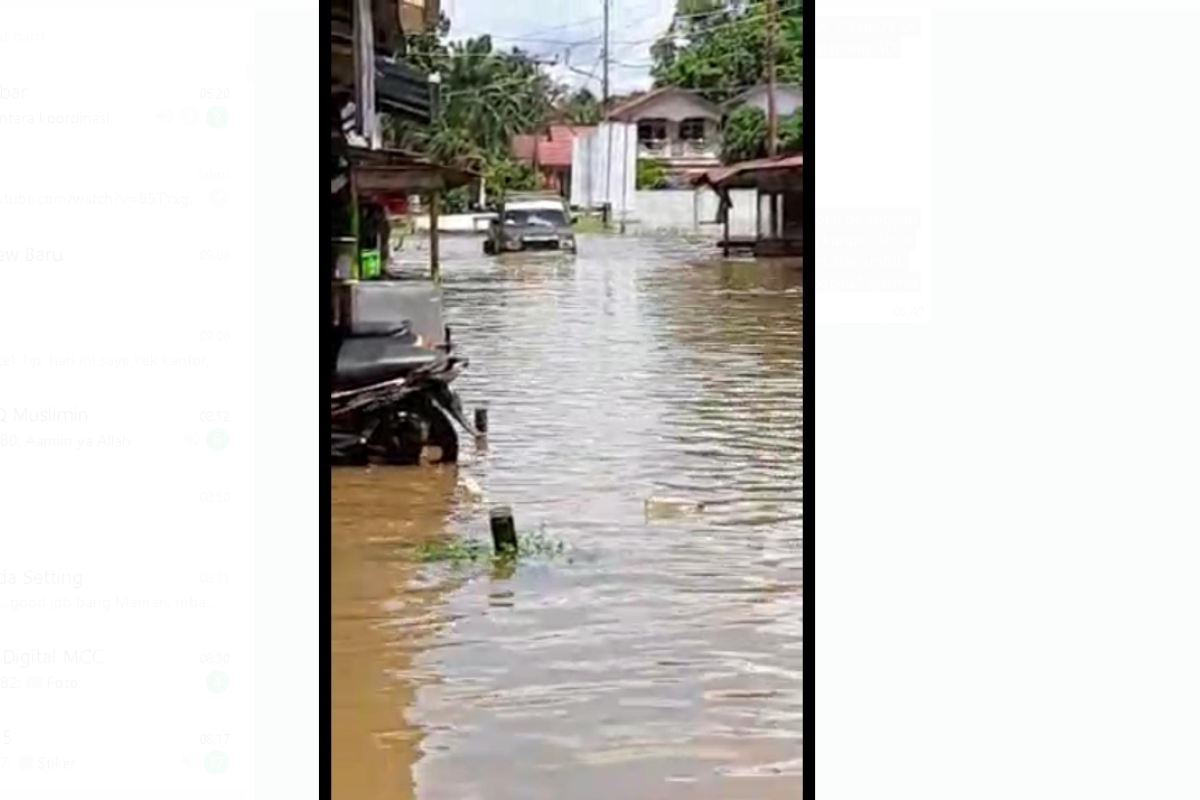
<box><xmin>644</xmin><ymin>496</ymin><xmax>708</xmax><ymax>520</ymax></box>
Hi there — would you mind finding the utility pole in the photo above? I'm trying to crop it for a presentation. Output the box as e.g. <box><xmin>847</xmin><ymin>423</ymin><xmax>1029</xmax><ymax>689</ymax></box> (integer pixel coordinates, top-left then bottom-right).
<box><xmin>766</xmin><ymin>0</ymin><xmax>778</xmax><ymax>159</ymax></box>
<box><xmin>765</xmin><ymin>0</ymin><xmax>779</xmax><ymax>240</ymax></box>
<box><xmin>602</xmin><ymin>0</ymin><xmax>612</xmax><ymax>227</ymax></box>
<box><xmin>602</xmin><ymin>0</ymin><xmax>610</xmax><ymax>110</ymax></box>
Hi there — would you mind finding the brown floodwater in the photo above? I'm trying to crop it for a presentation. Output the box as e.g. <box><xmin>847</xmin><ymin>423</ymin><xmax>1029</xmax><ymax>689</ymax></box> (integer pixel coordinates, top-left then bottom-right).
<box><xmin>331</xmin><ymin>235</ymin><xmax>802</xmax><ymax>800</ymax></box>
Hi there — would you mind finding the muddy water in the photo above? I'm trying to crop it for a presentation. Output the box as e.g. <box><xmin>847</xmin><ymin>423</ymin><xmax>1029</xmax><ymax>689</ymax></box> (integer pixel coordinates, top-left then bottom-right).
<box><xmin>331</xmin><ymin>235</ymin><xmax>802</xmax><ymax>800</ymax></box>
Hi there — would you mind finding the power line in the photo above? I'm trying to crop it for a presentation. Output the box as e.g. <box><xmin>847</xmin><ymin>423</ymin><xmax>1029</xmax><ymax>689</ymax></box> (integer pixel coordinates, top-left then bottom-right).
<box><xmin>614</xmin><ymin>2</ymin><xmax>801</xmax><ymax>46</ymax></box>
<box><xmin>404</xmin><ymin>49</ymin><xmax>560</xmax><ymax>62</ymax></box>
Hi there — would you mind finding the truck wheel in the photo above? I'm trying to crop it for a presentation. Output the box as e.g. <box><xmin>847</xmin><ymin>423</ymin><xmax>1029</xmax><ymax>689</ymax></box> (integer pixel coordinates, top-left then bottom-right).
<box><xmin>483</xmin><ymin>240</ymin><xmax>495</xmax><ymax>255</ymax></box>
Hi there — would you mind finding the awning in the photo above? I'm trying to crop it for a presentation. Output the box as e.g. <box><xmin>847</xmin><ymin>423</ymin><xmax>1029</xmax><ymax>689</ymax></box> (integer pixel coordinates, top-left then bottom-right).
<box><xmin>692</xmin><ymin>154</ymin><xmax>804</xmax><ymax>191</ymax></box>
<box><xmin>347</xmin><ymin>145</ymin><xmax>477</xmax><ymax>195</ymax></box>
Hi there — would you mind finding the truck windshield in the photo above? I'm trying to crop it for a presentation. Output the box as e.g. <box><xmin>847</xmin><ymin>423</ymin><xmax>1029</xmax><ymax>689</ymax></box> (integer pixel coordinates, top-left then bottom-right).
<box><xmin>504</xmin><ymin>209</ymin><xmax>567</xmax><ymax>228</ymax></box>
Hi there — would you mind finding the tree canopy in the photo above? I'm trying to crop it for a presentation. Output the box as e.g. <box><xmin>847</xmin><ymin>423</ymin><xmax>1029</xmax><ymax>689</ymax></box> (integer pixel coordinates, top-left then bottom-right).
<box><xmin>652</xmin><ymin>0</ymin><xmax>802</xmax><ymax>104</ymax></box>
<box><xmin>386</xmin><ymin>20</ymin><xmax>565</xmax><ymax>201</ymax></box>
<box><xmin>560</xmin><ymin>88</ymin><xmax>603</xmax><ymax>126</ymax></box>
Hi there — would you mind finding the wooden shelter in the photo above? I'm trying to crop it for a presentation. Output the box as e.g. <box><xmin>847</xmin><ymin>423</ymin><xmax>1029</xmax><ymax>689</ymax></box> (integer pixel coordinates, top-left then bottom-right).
<box><xmin>692</xmin><ymin>154</ymin><xmax>803</xmax><ymax>258</ymax></box>
<box><xmin>329</xmin><ymin>0</ymin><xmax>474</xmax><ymax>283</ymax></box>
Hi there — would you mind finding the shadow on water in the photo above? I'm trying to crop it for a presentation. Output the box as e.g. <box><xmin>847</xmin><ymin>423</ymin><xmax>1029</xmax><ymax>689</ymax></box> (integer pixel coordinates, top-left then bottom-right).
<box><xmin>333</xmin><ymin>234</ymin><xmax>802</xmax><ymax>800</ymax></box>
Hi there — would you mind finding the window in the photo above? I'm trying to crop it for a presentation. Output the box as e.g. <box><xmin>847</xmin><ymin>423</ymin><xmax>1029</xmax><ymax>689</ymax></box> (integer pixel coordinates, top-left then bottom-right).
<box><xmin>503</xmin><ymin>209</ymin><xmax>567</xmax><ymax>228</ymax></box>
<box><xmin>679</xmin><ymin>118</ymin><xmax>707</xmax><ymax>142</ymax></box>
<box><xmin>638</xmin><ymin>120</ymin><xmax>668</xmax><ymax>143</ymax></box>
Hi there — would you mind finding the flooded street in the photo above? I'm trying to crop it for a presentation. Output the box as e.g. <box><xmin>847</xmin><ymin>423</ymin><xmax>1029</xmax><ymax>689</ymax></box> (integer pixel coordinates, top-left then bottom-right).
<box><xmin>331</xmin><ymin>235</ymin><xmax>802</xmax><ymax>800</ymax></box>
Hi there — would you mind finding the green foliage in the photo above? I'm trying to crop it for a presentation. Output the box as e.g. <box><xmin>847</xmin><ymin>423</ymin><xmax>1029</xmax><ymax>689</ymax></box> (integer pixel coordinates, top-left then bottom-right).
<box><xmin>723</xmin><ymin>106</ymin><xmax>768</xmax><ymax>163</ymax></box>
<box><xmin>441</xmin><ymin>185</ymin><xmax>471</xmax><ymax>214</ymax></box>
<box><xmin>677</xmin><ymin>0</ymin><xmax>725</xmax><ymax>16</ymax></box>
<box><xmin>718</xmin><ymin>107</ymin><xmax>801</xmax><ymax>164</ymax></box>
<box><xmin>561</xmin><ymin>88</ymin><xmax>602</xmax><ymax>126</ymax></box>
<box><xmin>386</xmin><ymin>25</ymin><xmax>569</xmax><ymax>208</ymax></box>
<box><xmin>780</xmin><ymin>109</ymin><xmax>802</xmax><ymax>154</ymax></box>
<box><xmin>416</xmin><ymin>530</ymin><xmax>569</xmax><ymax>566</ymax></box>
<box><xmin>652</xmin><ymin>0</ymin><xmax>803</xmax><ymax>104</ymax></box>
<box><xmin>418</xmin><ymin>538</ymin><xmax>490</xmax><ymax>564</ymax></box>
<box><xmin>388</xmin><ymin>33</ymin><xmax>558</xmax><ymax>170</ymax></box>
<box><xmin>485</xmin><ymin>157</ymin><xmax>543</xmax><ymax>203</ymax></box>
<box><xmin>637</xmin><ymin>159</ymin><xmax>670</xmax><ymax>190</ymax></box>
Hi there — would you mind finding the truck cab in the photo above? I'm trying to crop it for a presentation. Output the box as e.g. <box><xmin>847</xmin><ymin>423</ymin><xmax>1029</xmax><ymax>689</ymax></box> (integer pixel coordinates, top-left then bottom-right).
<box><xmin>484</xmin><ymin>193</ymin><xmax>577</xmax><ymax>255</ymax></box>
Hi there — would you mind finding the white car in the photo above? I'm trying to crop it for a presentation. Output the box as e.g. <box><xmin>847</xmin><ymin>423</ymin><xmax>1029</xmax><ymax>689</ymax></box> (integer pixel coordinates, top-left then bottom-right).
<box><xmin>484</xmin><ymin>195</ymin><xmax>577</xmax><ymax>254</ymax></box>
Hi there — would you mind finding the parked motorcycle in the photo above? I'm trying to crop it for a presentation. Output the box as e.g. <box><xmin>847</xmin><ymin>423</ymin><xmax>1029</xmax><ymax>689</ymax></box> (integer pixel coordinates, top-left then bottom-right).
<box><xmin>330</xmin><ymin>321</ymin><xmax>474</xmax><ymax>466</ymax></box>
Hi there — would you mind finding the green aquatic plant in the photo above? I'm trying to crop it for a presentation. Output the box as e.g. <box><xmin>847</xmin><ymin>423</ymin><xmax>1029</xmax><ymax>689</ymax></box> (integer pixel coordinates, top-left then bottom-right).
<box><xmin>416</xmin><ymin>530</ymin><xmax>569</xmax><ymax>566</ymax></box>
<box><xmin>513</xmin><ymin>530</ymin><xmax>568</xmax><ymax>559</ymax></box>
<box><xmin>416</xmin><ymin>538</ymin><xmax>491</xmax><ymax>564</ymax></box>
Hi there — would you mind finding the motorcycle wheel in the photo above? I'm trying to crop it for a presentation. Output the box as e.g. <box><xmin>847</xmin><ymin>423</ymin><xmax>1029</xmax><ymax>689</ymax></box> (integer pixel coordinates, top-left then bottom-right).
<box><xmin>426</xmin><ymin>406</ymin><xmax>459</xmax><ymax>464</ymax></box>
<box><xmin>376</xmin><ymin>412</ymin><xmax>425</xmax><ymax>466</ymax></box>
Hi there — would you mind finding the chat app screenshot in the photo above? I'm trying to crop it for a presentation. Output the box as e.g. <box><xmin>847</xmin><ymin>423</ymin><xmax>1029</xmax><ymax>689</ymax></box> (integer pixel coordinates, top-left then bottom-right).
<box><xmin>0</xmin><ymin>5</ymin><xmax>260</xmax><ymax>796</ymax></box>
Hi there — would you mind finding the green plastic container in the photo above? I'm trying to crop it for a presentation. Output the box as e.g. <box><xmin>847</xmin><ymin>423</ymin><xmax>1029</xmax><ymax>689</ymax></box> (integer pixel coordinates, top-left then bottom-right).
<box><xmin>359</xmin><ymin>249</ymin><xmax>381</xmax><ymax>280</ymax></box>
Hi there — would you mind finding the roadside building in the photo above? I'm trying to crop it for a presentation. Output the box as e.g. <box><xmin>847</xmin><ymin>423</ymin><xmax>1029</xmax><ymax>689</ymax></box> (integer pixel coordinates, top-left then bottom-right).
<box><xmin>606</xmin><ymin>87</ymin><xmax>724</xmax><ymax>179</ymax></box>
<box><xmin>511</xmin><ymin>125</ymin><xmax>595</xmax><ymax>200</ymax></box>
<box><xmin>693</xmin><ymin>154</ymin><xmax>803</xmax><ymax>258</ymax></box>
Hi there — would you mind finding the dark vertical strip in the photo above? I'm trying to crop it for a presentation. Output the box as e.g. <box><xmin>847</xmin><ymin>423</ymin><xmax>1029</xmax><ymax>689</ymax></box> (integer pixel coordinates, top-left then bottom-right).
<box><xmin>319</xmin><ymin>8</ymin><xmax>333</xmax><ymax>799</ymax></box>
<box><xmin>801</xmin><ymin>1</ymin><xmax>814</xmax><ymax>797</ymax></box>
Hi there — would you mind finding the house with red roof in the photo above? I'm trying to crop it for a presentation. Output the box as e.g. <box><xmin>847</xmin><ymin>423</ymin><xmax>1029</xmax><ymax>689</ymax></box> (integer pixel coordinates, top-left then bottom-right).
<box><xmin>511</xmin><ymin>124</ymin><xmax>595</xmax><ymax>199</ymax></box>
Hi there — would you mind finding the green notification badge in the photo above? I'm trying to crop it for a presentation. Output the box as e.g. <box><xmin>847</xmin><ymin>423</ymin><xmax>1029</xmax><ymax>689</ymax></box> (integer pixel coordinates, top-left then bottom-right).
<box><xmin>204</xmin><ymin>751</ymin><xmax>229</xmax><ymax>774</ymax></box>
<box><xmin>207</xmin><ymin>428</ymin><xmax>229</xmax><ymax>452</ymax></box>
<box><xmin>206</xmin><ymin>105</ymin><xmax>229</xmax><ymax>129</ymax></box>
<box><xmin>206</xmin><ymin>670</ymin><xmax>229</xmax><ymax>693</ymax></box>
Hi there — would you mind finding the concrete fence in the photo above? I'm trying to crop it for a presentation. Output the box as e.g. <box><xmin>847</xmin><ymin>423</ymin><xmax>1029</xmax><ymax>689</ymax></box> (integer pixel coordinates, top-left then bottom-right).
<box><xmin>622</xmin><ymin>189</ymin><xmax>758</xmax><ymax>237</ymax></box>
<box><xmin>407</xmin><ymin>189</ymin><xmax>759</xmax><ymax>238</ymax></box>
<box><xmin>412</xmin><ymin>212</ymin><xmax>496</xmax><ymax>234</ymax></box>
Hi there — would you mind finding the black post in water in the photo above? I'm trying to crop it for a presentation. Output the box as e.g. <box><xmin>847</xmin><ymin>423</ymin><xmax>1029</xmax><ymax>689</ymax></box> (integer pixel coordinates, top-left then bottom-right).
<box><xmin>490</xmin><ymin>506</ymin><xmax>518</xmax><ymax>555</ymax></box>
<box><xmin>475</xmin><ymin>406</ymin><xmax>489</xmax><ymax>435</ymax></box>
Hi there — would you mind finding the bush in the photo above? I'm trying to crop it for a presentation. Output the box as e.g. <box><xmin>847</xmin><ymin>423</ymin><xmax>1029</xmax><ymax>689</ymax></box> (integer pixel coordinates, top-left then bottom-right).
<box><xmin>484</xmin><ymin>157</ymin><xmax>543</xmax><ymax>205</ymax></box>
<box><xmin>722</xmin><ymin>106</ymin><xmax>767</xmax><ymax>164</ymax></box>
<box><xmin>637</xmin><ymin>159</ymin><xmax>670</xmax><ymax>190</ymax></box>
<box><xmin>441</xmin><ymin>185</ymin><xmax>471</xmax><ymax>214</ymax></box>
<box><xmin>781</xmin><ymin>110</ymin><xmax>803</xmax><ymax>155</ymax></box>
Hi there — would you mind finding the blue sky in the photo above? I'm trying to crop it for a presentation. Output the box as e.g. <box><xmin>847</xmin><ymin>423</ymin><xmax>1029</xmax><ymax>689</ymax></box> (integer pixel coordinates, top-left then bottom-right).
<box><xmin>442</xmin><ymin>0</ymin><xmax>677</xmax><ymax>93</ymax></box>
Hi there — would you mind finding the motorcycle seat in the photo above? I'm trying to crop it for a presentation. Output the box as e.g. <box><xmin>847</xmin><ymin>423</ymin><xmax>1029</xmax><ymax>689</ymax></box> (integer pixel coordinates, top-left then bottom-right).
<box><xmin>335</xmin><ymin>337</ymin><xmax>442</xmax><ymax>388</ymax></box>
<box><xmin>343</xmin><ymin>320</ymin><xmax>416</xmax><ymax>339</ymax></box>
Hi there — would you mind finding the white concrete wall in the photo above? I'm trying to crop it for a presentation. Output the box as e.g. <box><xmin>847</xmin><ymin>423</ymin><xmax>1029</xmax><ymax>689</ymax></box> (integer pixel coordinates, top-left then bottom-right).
<box><xmin>411</xmin><ymin>212</ymin><xmax>496</xmax><ymax>233</ymax></box>
<box><xmin>626</xmin><ymin>189</ymin><xmax>758</xmax><ymax>236</ymax></box>
<box><xmin>571</xmin><ymin>123</ymin><xmax>638</xmax><ymax>215</ymax></box>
